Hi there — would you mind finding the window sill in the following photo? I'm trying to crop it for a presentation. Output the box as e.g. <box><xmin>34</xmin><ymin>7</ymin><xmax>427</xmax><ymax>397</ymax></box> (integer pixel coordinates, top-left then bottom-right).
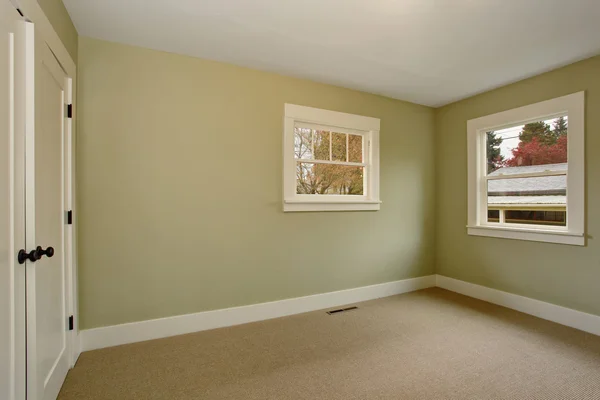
<box><xmin>284</xmin><ymin>199</ymin><xmax>381</xmax><ymax>212</ymax></box>
<box><xmin>467</xmin><ymin>225</ymin><xmax>584</xmax><ymax>246</ymax></box>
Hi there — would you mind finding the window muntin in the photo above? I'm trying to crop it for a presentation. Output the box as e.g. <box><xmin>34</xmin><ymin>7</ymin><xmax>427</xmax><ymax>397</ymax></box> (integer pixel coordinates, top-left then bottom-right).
<box><xmin>284</xmin><ymin>104</ymin><xmax>380</xmax><ymax>212</ymax></box>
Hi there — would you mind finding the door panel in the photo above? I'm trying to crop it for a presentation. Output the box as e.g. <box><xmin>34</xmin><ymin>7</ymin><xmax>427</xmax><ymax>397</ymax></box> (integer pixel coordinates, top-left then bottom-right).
<box><xmin>25</xmin><ymin>23</ymin><xmax>70</xmax><ymax>400</ymax></box>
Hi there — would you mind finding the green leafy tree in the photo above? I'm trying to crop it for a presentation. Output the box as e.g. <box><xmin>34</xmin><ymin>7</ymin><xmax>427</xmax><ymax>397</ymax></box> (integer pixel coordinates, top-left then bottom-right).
<box><xmin>519</xmin><ymin>121</ymin><xmax>554</xmax><ymax>145</ymax></box>
<box><xmin>486</xmin><ymin>131</ymin><xmax>504</xmax><ymax>173</ymax></box>
<box><xmin>552</xmin><ymin>116</ymin><xmax>568</xmax><ymax>137</ymax></box>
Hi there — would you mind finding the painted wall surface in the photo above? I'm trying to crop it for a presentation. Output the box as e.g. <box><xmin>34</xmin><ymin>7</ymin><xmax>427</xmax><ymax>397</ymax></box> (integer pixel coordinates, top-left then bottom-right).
<box><xmin>435</xmin><ymin>55</ymin><xmax>600</xmax><ymax>316</ymax></box>
<box><xmin>36</xmin><ymin>0</ymin><xmax>77</xmax><ymax>61</ymax></box>
<box><xmin>77</xmin><ymin>37</ymin><xmax>436</xmax><ymax>329</ymax></box>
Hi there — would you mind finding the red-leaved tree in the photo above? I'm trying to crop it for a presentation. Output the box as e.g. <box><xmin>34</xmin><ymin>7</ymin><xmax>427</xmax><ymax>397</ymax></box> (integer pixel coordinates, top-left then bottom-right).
<box><xmin>505</xmin><ymin>135</ymin><xmax>567</xmax><ymax>167</ymax></box>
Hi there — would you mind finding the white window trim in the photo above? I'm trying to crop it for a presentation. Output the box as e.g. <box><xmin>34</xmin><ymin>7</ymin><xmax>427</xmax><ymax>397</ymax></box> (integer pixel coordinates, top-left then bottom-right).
<box><xmin>283</xmin><ymin>104</ymin><xmax>381</xmax><ymax>212</ymax></box>
<box><xmin>467</xmin><ymin>92</ymin><xmax>585</xmax><ymax>246</ymax></box>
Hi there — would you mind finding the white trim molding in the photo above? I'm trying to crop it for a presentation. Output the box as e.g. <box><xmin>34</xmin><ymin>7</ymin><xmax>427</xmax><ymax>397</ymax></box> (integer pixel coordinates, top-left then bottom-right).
<box><xmin>73</xmin><ymin>333</ymin><xmax>81</xmax><ymax>365</ymax></box>
<box><xmin>283</xmin><ymin>104</ymin><xmax>381</xmax><ymax>212</ymax></box>
<box><xmin>14</xmin><ymin>0</ymin><xmax>76</xmax><ymax>74</ymax></box>
<box><xmin>436</xmin><ymin>275</ymin><xmax>600</xmax><ymax>337</ymax></box>
<box><xmin>466</xmin><ymin>92</ymin><xmax>585</xmax><ymax>246</ymax></box>
<box><xmin>79</xmin><ymin>274</ymin><xmax>600</xmax><ymax>352</ymax></box>
<box><xmin>81</xmin><ymin>275</ymin><xmax>436</xmax><ymax>351</ymax></box>
<box><xmin>467</xmin><ymin>225</ymin><xmax>584</xmax><ymax>246</ymax></box>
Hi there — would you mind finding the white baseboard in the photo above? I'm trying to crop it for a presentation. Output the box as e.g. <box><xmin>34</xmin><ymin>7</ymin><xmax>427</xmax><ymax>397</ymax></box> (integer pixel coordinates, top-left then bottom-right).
<box><xmin>436</xmin><ymin>275</ymin><xmax>600</xmax><ymax>336</ymax></box>
<box><xmin>80</xmin><ymin>274</ymin><xmax>600</xmax><ymax>352</ymax></box>
<box><xmin>72</xmin><ymin>333</ymin><xmax>82</xmax><ymax>366</ymax></box>
<box><xmin>81</xmin><ymin>275</ymin><xmax>436</xmax><ymax>351</ymax></box>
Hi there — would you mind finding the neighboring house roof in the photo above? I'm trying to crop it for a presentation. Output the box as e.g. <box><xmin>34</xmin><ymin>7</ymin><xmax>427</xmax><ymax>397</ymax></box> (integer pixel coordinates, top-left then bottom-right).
<box><xmin>488</xmin><ymin>195</ymin><xmax>566</xmax><ymax>206</ymax></box>
<box><xmin>488</xmin><ymin>175</ymin><xmax>566</xmax><ymax>196</ymax></box>
<box><xmin>488</xmin><ymin>163</ymin><xmax>567</xmax><ymax>206</ymax></box>
<box><xmin>488</xmin><ymin>163</ymin><xmax>567</xmax><ymax>177</ymax></box>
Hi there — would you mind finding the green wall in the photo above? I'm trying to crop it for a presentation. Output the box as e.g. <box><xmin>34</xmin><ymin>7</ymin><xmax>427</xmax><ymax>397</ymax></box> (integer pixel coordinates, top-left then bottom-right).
<box><xmin>77</xmin><ymin>37</ymin><xmax>436</xmax><ymax>329</ymax></box>
<box><xmin>37</xmin><ymin>0</ymin><xmax>78</xmax><ymax>61</ymax></box>
<box><xmin>435</xmin><ymin>55</ymin><xmax>600</xmax><ymax>316</ymax></box>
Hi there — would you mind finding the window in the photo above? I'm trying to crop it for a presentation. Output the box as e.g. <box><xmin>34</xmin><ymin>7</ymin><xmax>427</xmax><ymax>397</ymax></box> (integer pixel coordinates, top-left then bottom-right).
<box><xmin>467</xmin><ymin>92</ymin><xmax>584</xmax><ymax>245</ymax></box>
<box><xmin>283</xmin><ymin>104</ymin><xmax>380</xmax><ymax>212</ymax></box>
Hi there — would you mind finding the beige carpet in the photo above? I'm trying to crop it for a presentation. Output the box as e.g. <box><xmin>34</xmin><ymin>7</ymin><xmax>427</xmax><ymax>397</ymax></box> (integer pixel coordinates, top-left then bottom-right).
<box><xmin>59</xmin><ymin>288</ymin><xmax>600</xmax><ymax>399</ymax></box>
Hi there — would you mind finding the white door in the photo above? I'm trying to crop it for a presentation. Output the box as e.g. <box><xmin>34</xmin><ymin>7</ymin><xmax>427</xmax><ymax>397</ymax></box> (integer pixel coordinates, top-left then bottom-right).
<box><xmin>1</xmin><ymin>2</ymin><xmax>26</xmax><ymax>400</ymax></box>
<box><xmin>24</xmin><ymin>22</ymin><xmax>70</xmax><ymax>400</ymax></box>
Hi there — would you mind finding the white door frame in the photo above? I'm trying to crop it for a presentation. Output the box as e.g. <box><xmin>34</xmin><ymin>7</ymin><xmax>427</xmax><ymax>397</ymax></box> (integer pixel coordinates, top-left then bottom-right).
<box><xmin>7</xmin><ymin>1</ymin><xmax>78</xmax><ymax>398</ymax></box>
<box><xmin>2</xmin><ymin>4</ymin><xmax>27</xmax><ymax>400</ymax></box>
<box><xmin>64</xmin><ymin>74</ymin><xmax>77</xmax><ymax>367</ymax></box>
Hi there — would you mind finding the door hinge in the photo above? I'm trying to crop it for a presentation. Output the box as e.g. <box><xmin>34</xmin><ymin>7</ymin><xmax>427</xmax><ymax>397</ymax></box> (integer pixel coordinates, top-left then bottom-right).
<box><xmin>67</xmin><ymin>104</ymin><xmax>73</xmax><ymax>119</ymax></box>
<box><xmin>68</xmin><ymin>315</ymin><xmax>74</xmax><ymax>331</ymax></box>
<box><xmin>67</xmin><ymin>210</ymin><xmax>73</xmax><ymax>225</ymax></box>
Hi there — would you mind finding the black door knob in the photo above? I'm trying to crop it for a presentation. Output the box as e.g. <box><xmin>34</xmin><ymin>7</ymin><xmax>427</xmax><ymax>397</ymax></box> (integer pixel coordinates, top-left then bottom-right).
<box><xmin>18</xmin><ymin>249</ymin><xmax>39</xmax><ymax>264</ymax></box>
<box><xmin>36</xmin><ymin>246</ymin><xmax>54</xmax><ymax>259</ymax></box>
<box><xmin>17</xmin><ymin>246</ymin><xmax>54</xmax><ymax>264</ymax></box>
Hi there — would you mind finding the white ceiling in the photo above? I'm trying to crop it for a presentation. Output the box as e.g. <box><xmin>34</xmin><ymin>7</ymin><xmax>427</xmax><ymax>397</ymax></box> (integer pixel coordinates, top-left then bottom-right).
<box><xmin>63</xmin><ymin>0</ymin><xmax>600</xmax><ymax>107</ymax></box>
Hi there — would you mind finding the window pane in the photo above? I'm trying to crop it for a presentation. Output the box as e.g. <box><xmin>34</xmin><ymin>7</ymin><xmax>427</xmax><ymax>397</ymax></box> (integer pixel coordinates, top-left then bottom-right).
<box><xmin>348</xmin><ymin>134</ymin><xmax>363</xmax><ymax>163</ymax></box>
<box><xmin>332</xmin><ymin>132</ymin><xmax>347</xmax><ymax>162</ymax></box>
<box><xmin>488</xmin><ymin>175</ymin><xmax>566</xmax><ymax>227</ymax></box>
<box><xmin>294</xmin><ymin>127</ymin><xmax>364</xmax><ymax>164</ymax></box>
<box><xmin>505</xmin><ymin>210</ymin><xmax>566</xmax><ymax>226</ymax></box>
<box><xmin>314</xmin><ymin>131</ymin><xmax>330</xmax><ymax>161</ymax></box>
<box><xmin>486</xmin><ymin>115</ymin><xmax>568</xmax><ymax>174</ymax></box>
<box><xmin>488</xmin><ymin>209</ymin><xmax>500</xmax><ymax>223</ymax></box>
<box><xmin>296</xmin><ymin>163</ymin><xmax>364</xmax><ymax>195</ymax></box>
<box><xmin>488</xmin><ymin>174</ymin><xmax>566</xmax><ymax>197</ymax></box>
<box><xmin>294</xmin><ymin>127</ymin><xmax>313</xmax><ymax>159</ymax></box>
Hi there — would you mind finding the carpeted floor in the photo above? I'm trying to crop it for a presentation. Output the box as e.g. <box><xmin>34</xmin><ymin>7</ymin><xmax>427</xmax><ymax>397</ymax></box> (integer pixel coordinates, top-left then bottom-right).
<box><xmin>58</xmin><ymin>288</ymin><xmax>600</xmax><ymax>399</ymax></box>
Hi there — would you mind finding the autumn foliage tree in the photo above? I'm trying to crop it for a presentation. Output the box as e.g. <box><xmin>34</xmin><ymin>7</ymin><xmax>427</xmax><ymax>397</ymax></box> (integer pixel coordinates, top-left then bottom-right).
<box><xmin>505</xmin><ymin>117</ymin><xmax>567</xmax><ymax>167</ymax></box>
<box><xmin>295</xmin><ymin>129</ymin><xmax>364</xmax><ymax>195</ymax></box>
<box><xmin>505</xmin><ymin>135</ymin><xmax>567</xmax><ymax>166</ymax></box>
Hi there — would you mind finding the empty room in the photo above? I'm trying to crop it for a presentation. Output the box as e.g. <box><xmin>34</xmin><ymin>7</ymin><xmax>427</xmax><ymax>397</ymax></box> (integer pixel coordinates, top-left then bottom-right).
<box><xmin>2</xmin><ymin>0</ymin><xmax>600</xmax><ymax>399</ymax></box>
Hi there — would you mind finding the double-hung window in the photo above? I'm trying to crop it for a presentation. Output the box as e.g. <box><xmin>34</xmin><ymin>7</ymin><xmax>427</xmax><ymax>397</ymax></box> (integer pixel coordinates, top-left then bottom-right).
<box><xmin>467</xmin><ymin>92</ymin><xmax>584</xmax><ymax>245</ymax></box>
<box><xmin>283</xmin><ymin>104</ymin><xmax>381</xmax><ymax>212</ymax></box>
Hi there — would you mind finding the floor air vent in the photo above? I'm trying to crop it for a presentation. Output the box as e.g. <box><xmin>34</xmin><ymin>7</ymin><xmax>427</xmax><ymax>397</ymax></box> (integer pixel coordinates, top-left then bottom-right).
<box><xmin>326</xmin><ymin>306</ymin><xmax>358</xmax><ymax>315</ymax></box>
